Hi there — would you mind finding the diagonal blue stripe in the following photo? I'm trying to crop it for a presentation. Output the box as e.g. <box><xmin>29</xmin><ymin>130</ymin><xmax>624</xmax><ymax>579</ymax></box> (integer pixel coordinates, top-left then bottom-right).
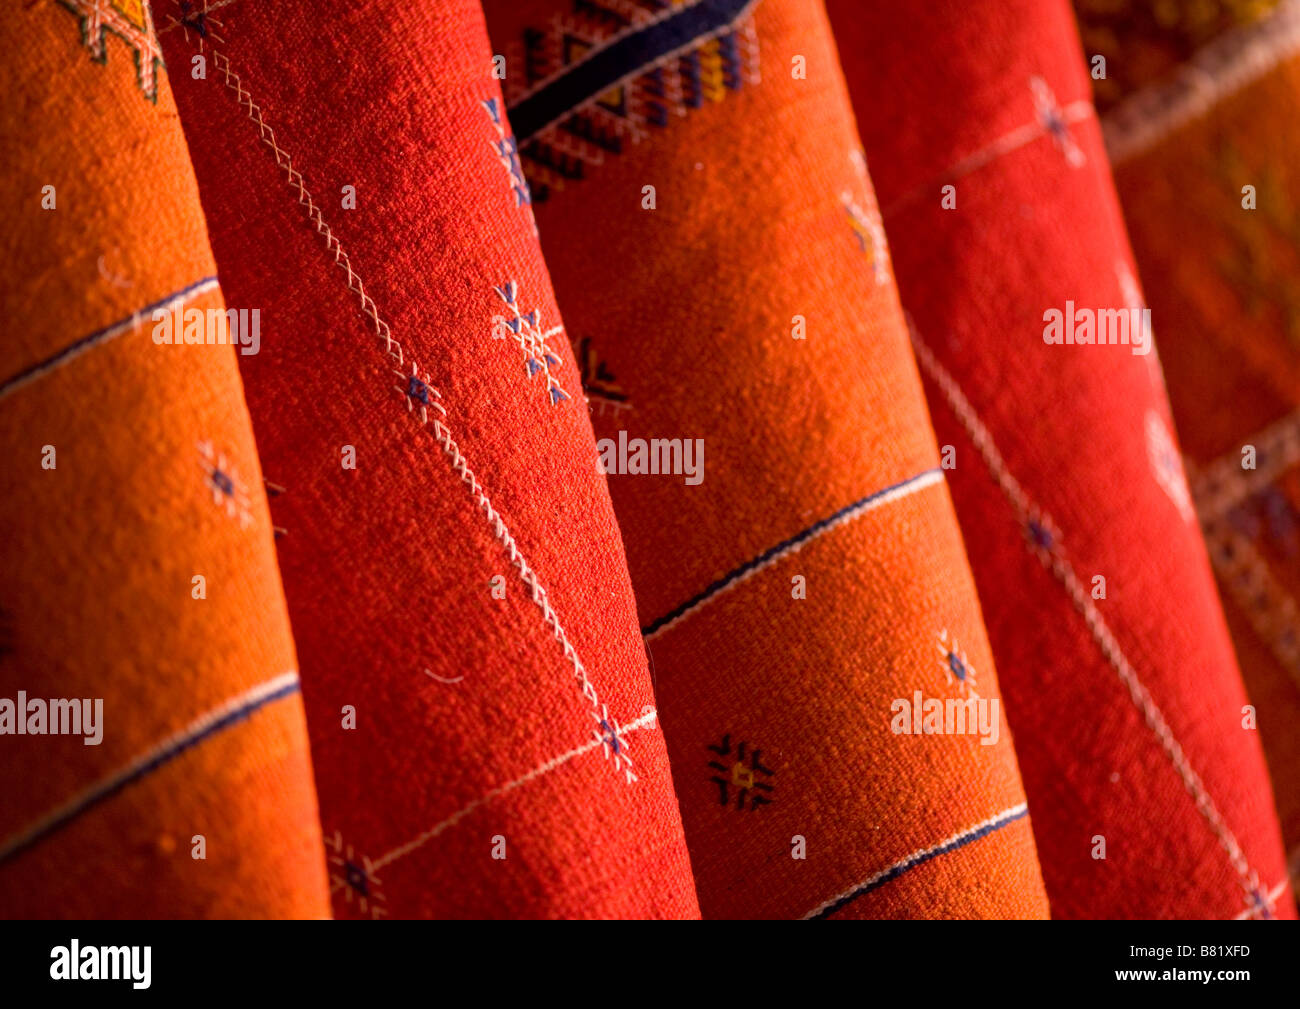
<box><xmin>507</xmin><ymin>0</ymin><xmax>759</xmax><ymax>142</ymax></box>
<box><xmin>641</xmin><ymin>468</ymin><xmax>943</xmax><ymax>637</ymax></box>
<box><xmin>807</xmin><ymin>805</ymin><xmax>1031</xmax><ymax>920</ymax></box>
<box><xmin>0</xmin><ymin>275</ymin><xmax>220</xmax><ymax>401</ymax></box>
<box><xmin>0</xmin><ymin>679</ymin><xmax>299</xmax><ymax>867</ymax></box>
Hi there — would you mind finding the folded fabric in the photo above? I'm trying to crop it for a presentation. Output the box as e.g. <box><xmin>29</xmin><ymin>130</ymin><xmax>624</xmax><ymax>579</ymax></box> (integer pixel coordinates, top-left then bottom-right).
<box><xmin>157</xmin><ymin>0</ymin><xmax>699</xmax><ymax>918</ymax></box>
<box><xmin>0</xmin><ymin>1</ymin><xmax>328</xmax><ymax>917</ymax></box>
<box><xmin>8</xmin><ymin>0</ymin><xmax>1293</xmax><ymax>923</ymax></box>
<box><xmin>828</xmin><ymin>0</ymin><xmax>1294</xmax><ymax>919</ymax></box>
<box><xmin>484</xmin><ymin>0</ymin><xmax>1050</xmax><ymax>918</ymax></box>
<box><xmin>1085</xmin><ymin>0</ymin><xmax>1300</xmax><ymax>911</ymax></box>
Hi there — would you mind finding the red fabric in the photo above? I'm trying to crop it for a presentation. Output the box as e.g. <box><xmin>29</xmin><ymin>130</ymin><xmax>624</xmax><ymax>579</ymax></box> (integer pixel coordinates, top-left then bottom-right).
<box><xmin>160</xmin><ymin>0</ymin><xmax>698</xmax><ymax>919</ymax></box>
<box><xmin>828</xmin><ymin>0</ymin><xmax>1294</xmax><ymax>919</ymax></box>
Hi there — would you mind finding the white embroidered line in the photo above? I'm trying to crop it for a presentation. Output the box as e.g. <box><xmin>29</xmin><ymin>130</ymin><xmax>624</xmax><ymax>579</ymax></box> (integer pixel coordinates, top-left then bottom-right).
<box><xmin>1233</xmin><ymin>877</ymin><xmax>1290</xmax><ymax>919</ymax></box>
<box><xmin>371</xmin><ymin>708</ymin><xmax>659</xmax><ymax>872</ymax></box>
<box><xmin>737</xmin><ymin>13</ymin><xmax>760</xmax><ymax>86</ymax></box>
<box><xmin>910</xmin><ymin>322</ymin><xmax>1270</xmax><ymax>915</ymax></box>
<box><xmin>883</xmin><ymin>86</ymin><xmax>1092</xmax><ymax>220</ymax></box>
<box><xmin>1104</xmin><ymin>0</ymin><xmax>1300</xmax><ymax>165</ymax></box>
<box><xmin>1190</xmin><ymin>408</ymin><xmax>1300</xmax><ymax>523</ymax></box>
<box><xmin>800</xmin><ymin>802</ymin><xmax>1030</xmax><ymax>920</ymax></box>
<box><xmin>204</xmin><ymin>49</ymin><xmax>631</xmax><ymax>782</ymax></box>
<box><xmin>0</xmin><ymin>276</ymin><xmax>221</xmax><ymax>403</ymax></box>
<box><xmin>391</xmin><ymin>358</ymin><xmax>446</xmax><ymax>426</ymax></box>
<box><xmin>642</xmin><ymin>468</ymin><xmax>945</xmax><ymax>642</ymax></box>
<box><xmin>0</xmin><ymin>671</ymin><xmax>300</xmax><ymax>864</ymax></box>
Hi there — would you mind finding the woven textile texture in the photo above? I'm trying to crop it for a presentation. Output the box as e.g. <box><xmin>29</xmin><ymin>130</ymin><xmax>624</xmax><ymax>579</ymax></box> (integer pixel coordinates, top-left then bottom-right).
<box><xmin>0</xmin><ymin>0</ymin><xmax>329</xmax><ymax>917</ymax></box>
<box><xmin>157</xmin><ymin>0</ymin><xmax>700</xmax><ymax>918</ymax></box>
<box><xmin>1090</xmin><ymin>0</ymin><xmax>1300</xmax><ymax>908</ymax></box>
<box><xmin>483</xmin><ymin>0</ymin><xmax>1050</xmax><ymax>919</ymax></box>
<box><xmin>5</xmin><ymin>0</ymin><xmax>1294</xmax><ymax>924</ymax></box>
<box><xmin>827</xmin><ymin>0</ymin><xmax>1294</xmax><ymax>919</ymax></box>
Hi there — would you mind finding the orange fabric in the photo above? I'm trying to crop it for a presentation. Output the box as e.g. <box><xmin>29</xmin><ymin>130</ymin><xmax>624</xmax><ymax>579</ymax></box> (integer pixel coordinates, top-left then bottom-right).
<box><xmin>0</xmin><ymin>1</ymin><xmax>328</xmax><ymax>917</ymax></box>
<box><xmin>1096</xmin><ymin>2</ymin><xmax>1300</xmax><ymax>908</ymax></box>
<box><xmin>484</xmin><ymin>0</ymin><xmax>1049</xmax><ymax>918</ymax></box>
